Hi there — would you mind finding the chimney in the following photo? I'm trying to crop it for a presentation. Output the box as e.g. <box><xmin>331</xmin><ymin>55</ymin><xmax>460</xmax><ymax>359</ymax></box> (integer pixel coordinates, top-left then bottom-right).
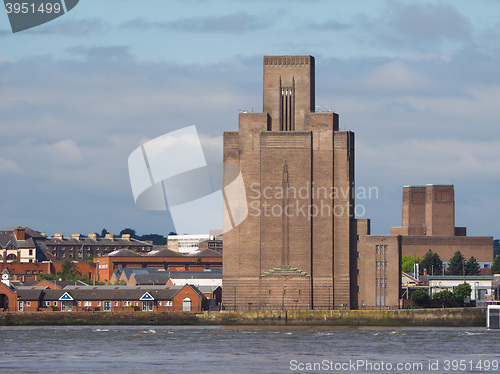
<box><xmin>121</xmin><ymin>234</ymin><xmax>131</xmax><ymax>241</ymax></box>
<box><xmin>105</xmin><ymin>233</ymin><xmax>114</xmax><ymax>240</ymax></box>
<box><xmin>71</xmin><ymin>233</ymin><xmax>81</xmax><ymax>240</ymax></box>
<box><xmin>88</xmin><ymin>233</ymin><xmax>98</xmax><ymax>240</ymax></box>
<box><xmin>14</xmin><ymin>227</ymin><xmax>25</xmax><ymax>241</ymax></box>
<box><xmin>54</xmin><ymin>233</ymin><xmax>64</xmax><ymax>239</ymax></box>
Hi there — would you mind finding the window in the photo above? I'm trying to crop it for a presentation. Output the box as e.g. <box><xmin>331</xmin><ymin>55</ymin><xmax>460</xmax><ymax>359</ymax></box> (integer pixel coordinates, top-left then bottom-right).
<box><xmin>385</xmin><ymin>296</ymin><xmax>389</xmax><ymax>306</ymax></box>
<box><xmin>375</xmin><ymin>245</ymin><xmax>379</xmax><ymax>254</ymax></box>
<box><xmin>26</xmin><ymin>301</ymin><xmax>31</xmax><ymax>307</ymax></box>
<box><xmin>185</xmin><ymin>264</ymin><xmax>190</xmax><ymax>270</ymax></box>
<box><xmin>165</xmin><ymin>301</ymin><xmax>172</xmax><ymax>307</ymax></box>
<box><xmin>385</xmin><ymin>262</ymin><xmax>388</xmax><ymax>269</ymax></box>
<box><xmin>361</xmin><ymin>300</ymin><xmax>365</xmax><ymax>306</ymax></box>
<box><xmin>84</xmin><ymin>301</ymin><xmax>91</xmax><ymax>307</ymax></box>
<box><xmin>158</xmin><ymin>301</ymin><xmax>162</xmax><ymax>307</ymax></box>
<box><xmin>357</xmin><ymin>286</ymin><xmax>360</xmax><ymax>293</ymax></box>
<box><xmin>29</xmin><ymin>249</ymin><xmax>33</xmax><ymax>256</ymax></box>
<box><xmin>123</xmin><ymin>301</ymin><xmax>131</xmax><ymax>307</ymax></box>
<box><xmin>97</xmin><ymin>301</ymin><xmax>101</xmax><ymax>307</ymax></box>
<box><xmin>384</xmin><ymin>245</ymin><xmax>388</xmax><ymax>254</ymax></box>
<box><xmin>134</xmin><ymin>301</ymin><xmax>138</xmax><ymax>306</ymax></box>
<box><xmin>26</xmin><ymin>270</ymin><xmax>31</xmax><ymax>275</ymax></box>
<box><xmin>114</xmin><ymin>301</ymin><xmax>118</xmax><ymax>307</ymax></box>
<box><xmin>356</xmin><ymin>252</ymin><xmax>359</xmax><ymax>258</ymax></box>
<box><xmin>384</xmin><ymin>279</ymin><xmax>388</xmax><ymax>288</ymax></box>
<box><xmin>53</xmin><ymin>301</ymin><xmax>57</xmax><ymax>306</ymax></box>
<box><xmin>357</xmin><ymin>269</ymin><xmax>359</xmax><ymax>276</ymax></box>
<box><xmin>376</xmin><ymin>279</ymin><xmax>379</xmax><ymax>288</ymax></box>
<box><xmin>78</xmin><ymin>301</ymin><xmax>81</xmax><ymax>307</ymax></box>
<box><xmin>43</xmin><ymin>301</ymin><xmax>50</xmax><ymax>307</ymax></box>
<box><xmin>376</xmin><ymin>262</ymin><xmax>380</xmax><ymax>270</ymax></box>
<box><xmin>376</xmin><ymin>296</ymin><xmax>379</xmax><ymax>306</ymax></box>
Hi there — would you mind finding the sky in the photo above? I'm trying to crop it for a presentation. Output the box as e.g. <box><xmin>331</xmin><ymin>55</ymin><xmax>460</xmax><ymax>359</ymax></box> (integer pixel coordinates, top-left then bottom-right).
<box><xmin>1</xmin><ymin>0</ymin><xmax>500</xmax><ymax>238</ymax></box>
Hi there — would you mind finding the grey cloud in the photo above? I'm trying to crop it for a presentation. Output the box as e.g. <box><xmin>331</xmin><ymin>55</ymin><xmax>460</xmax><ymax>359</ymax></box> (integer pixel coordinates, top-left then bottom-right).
<box><xmin>24</xmin><ymin>18</ymin><xmax>107</xmax><ymax>36</ymax></box>
<box><xmin>122</xmin><ymin>11</ymin><xmax>268</xmax><ymax>33</ymax></box>
<box><xmin>359</xmin><ymin>1</ymin><xmax>471</xmax><ymax>50</ymax></box>
<box><xmin>307</xmin><ymin>19</ymin><xmax>350</xmax><ymax>31</ymax></box>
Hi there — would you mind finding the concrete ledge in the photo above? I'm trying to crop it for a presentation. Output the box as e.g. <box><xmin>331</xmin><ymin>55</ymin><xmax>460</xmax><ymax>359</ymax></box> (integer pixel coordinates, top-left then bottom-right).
<box><xmin>0</xmin><ymin>308</ymin><xmax>486</xmax><ymax>326</ymax></box>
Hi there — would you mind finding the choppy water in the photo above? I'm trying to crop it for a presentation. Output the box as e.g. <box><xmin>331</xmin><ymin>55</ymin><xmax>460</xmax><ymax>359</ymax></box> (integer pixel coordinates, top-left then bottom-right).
<box><xmin>0</xmin><ymin>325</ymin><xmax>499</xmax><ymax>373</ymax></box>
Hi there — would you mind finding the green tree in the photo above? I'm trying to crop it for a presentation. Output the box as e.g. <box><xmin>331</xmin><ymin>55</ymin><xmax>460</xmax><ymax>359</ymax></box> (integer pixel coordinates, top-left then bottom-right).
<box><xmin>453</xmin><ymin>283</ymin><xmax>472</xmax><ymax>304</ymax></box>
<box><xmin>465</xmin><ymin>256</ymin><xmax>480</xmax><ymax>276</ymax></box>
<box><xmin>57</xmin><ymin>260</ymin><xmax>80</xmax><ymax>281</ymax></box>
<box><xmin>432</xmin><ymin>290</ymin><xmax>456</xmax><ymax>308</ymax></box>
<box><xmin>491</xmin><ymin>254</ymin><xmax>500</xmax><ymax>274</ymax></box>
<box><xmin>40</xmin><ymin>273</ymin><xmax>56</xmax><ymax>281</ymax></box>
<box><xmin>100</xmin><ymin>228</ymin><xmax>109</xmax><ymax>238</ymax></box>
<box><xmin>411</xmin><ymin>289</ymin><xmax>430</xmax><ymax>307</ymax></box>
<box><xmin>402</xmin><ymin>256</ymin><xmax>422</xmax><ymax>274</ymax></box>
<box><xmin>447</xmin><ymin>251</ymin><xmax>465</xmax><ymax>275</ymax></box>
<box><xmin>420</xmin><ymin>250</ymin><xmax>443</xmax><ymax>275</ymax></box>
<box><xmin>120</xmin><ymin>228</ymin><xmax>137</xmax><ymax>238</ymax></box>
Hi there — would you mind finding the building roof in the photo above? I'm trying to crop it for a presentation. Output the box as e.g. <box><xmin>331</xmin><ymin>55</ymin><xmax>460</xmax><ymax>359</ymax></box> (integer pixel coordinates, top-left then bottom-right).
<box><xmin>132</xmin><ymin>273</ymin><xmax>172</xmax><ymax>285</ymax></box>
<box><xmin>164</xmin><ymin>269</ymin><xmax>222</xmax><ymax>279</ymax></box>
<box><xmin>37</xmin><ymin>285</ymin><xmax>189</xmax><ymax>301</ymax></box>
<box><xmin>146</xmin><ymin>247</ymin><xmax>184</xmax><ymax>257</ymax></box>
<box><xmin>107</xmin><ymin>249</ymin><xmax>142</xmax><ymax>257</ymax></box>
<box><xmin>16</xmin><ymin>288</ymin><xmax>45</xmax><ymax>301</ymax></box>
<box><xmin>186</xmin><ymin>249</ymin><xmax>222</xmax><ymax>258</ymax></box>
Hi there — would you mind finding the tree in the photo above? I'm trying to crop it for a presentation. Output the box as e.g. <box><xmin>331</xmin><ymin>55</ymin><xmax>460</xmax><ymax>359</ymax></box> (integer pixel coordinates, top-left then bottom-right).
<box><xmin>57</xmin><ymin>260</ymin><xmax>80</xmax><ymax>281</ymax></box>
<box><xmin>40</xmin><ymin>273</ymin><xmax>56</xmax><ymax>281</ymax></box>
<box><xmin>491</xmin><ymin>254</ymin><xmax>500</xmax><ymax>274</ymax></box>
<box><xmin>100</xmin><ymin>228</ymin><xmax>109</xmax><ymax>238</ymax></box>
<box><xmin>465</xmin><ymin>256</ymin><xmax>480</xmax><ymax>276</ymax></box>
<box><xmin>447</xmin><ymin>251</ymin><xmax>465</xmax><ymax>275</ymax></box>
<box><xmin>453</xmin><ymin>283</ymin><xmax>472</xmax><ymax>304</ymax></box>
<box><xmin>402</xmin><ymin>256</ymin><xmax>422</xmax><ymax>274</ymax></box>
<box><xmin>419</xmin><ymin>250</ymin><xmax>443</xmax><ymax>275</ymax></box>
<box><xmin>411</xmin><ymin>289</ymin><xmax>430</xmax><ymax>307</ymax></box>
<box><xmin>432</xmin><ymin>290</ymin><xmax>456</xmax><ymax>308</ymax></box>
<box><xmin>120</xmin><ymin>228</ymin><xmax>137</xmax><ymax>238</ymax></box>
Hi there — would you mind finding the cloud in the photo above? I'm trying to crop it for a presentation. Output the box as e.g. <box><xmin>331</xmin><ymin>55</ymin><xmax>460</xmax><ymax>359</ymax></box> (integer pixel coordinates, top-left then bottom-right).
<box><xmin>359</xmin><ymin>1</ymin><xmax>472</xmax><ymax>50</ymax></box>
<box><xmin>0</xmin><ymin>157</ymin><xmax>25</xmax><ymax>176</ymax></box>
<box><xmin>23</xmin><ymin>18</ymin><xmax>108</xmax><ymax>36</ymax></box>
<box><xmin>122</xmin><ymin>11</ymin><xmax>268</xmax><ymax>33</ymax></box>
<box><xmin>307</xmin><ymin>19</ymin><xmax>350</xmax><ymax>31</ymax></box>
<box><xmin>353</xmin><ymin>60</ymin><xmax>433</xmax><ymax>94</ymax></box>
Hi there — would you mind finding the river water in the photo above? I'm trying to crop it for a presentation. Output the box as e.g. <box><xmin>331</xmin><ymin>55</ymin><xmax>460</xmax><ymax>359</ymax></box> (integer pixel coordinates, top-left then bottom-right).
<box><xmin>1</xmin><ymin>325</ymin><xmax>499</xmax><ymax>373</ymax></box>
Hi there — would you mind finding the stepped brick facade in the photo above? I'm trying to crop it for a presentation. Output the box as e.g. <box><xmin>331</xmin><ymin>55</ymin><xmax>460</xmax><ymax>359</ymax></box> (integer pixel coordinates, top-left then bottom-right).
<box><xmin>222</xmin><ymin>56</ymin><xmax>359</xmax><ymax>310</ymax></box>
<box><xmin>391</xmin><ymin>185</ymin><xmax>493</xmax><ymax>268</ymax></box>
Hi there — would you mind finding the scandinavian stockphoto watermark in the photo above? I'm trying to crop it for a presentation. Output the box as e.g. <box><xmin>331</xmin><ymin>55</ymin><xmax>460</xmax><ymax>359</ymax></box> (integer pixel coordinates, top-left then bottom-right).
<box><xmin>127</xmin><ymin>125</ymin><xmax>247</xmax><ymax>234</ymax></box>
<box><xmin>248</xmin><ymin>182</ymin><xmax>378</xmax><ymax>220</ymax></box>
<box><xmin>3</xmin><ymin>0</ymin><xmax>79</xmax><ymax>33</ymax></box>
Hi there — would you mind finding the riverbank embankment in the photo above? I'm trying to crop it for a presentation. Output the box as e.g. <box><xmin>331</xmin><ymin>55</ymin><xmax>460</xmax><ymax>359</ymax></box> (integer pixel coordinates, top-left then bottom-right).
<box><xmin>0</xmin><ymin>308</ymin><xmax>485</xmax><ymax>326</ymax></box>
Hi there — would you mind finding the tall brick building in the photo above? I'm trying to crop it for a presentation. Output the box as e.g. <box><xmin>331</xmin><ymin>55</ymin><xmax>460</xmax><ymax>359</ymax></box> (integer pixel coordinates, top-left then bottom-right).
<box><xmin>391</xmin><ymin>185</ymin><xmax>493</xmax><ymax>269</ymax></box>
<box><xmin>222</xmin><ymin>56</ymin><xmax>359</xmax><ymax>310</ymax></box>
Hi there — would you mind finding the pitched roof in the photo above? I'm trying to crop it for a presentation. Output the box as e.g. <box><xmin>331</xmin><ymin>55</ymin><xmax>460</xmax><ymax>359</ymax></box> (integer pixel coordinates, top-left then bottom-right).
<box><xmin>146</xmin><ymin>248</ymin><xmax>184</xmax><ymax>257</ymax></box>
<box><xmin>186</xmin><ymin>249</ymin><xmax>222</xmax><ymax>258</ymax></box>
<box><xmin>107</xmin><ymin>249</ymin><xmax>142</xmax><ymax>257</ymax></box>
<box><xmin>16</xmin><ymin>288</ymin><xmax>45</xmax><ymax>301</ymax></box>
<box><xmin>40</xmin><ymin>286</ymin><xmax>185</xmax><ymax>301</ymax></box>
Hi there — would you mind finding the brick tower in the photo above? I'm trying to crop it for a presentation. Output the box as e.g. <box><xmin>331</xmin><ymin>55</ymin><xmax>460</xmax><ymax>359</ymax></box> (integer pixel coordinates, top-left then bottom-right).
<box><xmin>222</xmin><ymin>56</ymin><xmax>357</xmax><ymax>310</ymax></box>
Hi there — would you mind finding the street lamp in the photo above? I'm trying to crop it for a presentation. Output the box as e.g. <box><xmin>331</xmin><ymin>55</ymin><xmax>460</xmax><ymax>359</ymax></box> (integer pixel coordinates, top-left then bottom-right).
<box><xmin>233</xmin><ymin>285</ymin><xmax>237</xmax><ymax>311</ymax></box>
<box><xmin>282</xmin><ymin>285</ymin><xmax>286</xmax><ymax>311</ymax></box>
<box><xmin>328</xmin><ymin>285</ymin><xmax>332</xmax><ymax>310</ymax></box>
